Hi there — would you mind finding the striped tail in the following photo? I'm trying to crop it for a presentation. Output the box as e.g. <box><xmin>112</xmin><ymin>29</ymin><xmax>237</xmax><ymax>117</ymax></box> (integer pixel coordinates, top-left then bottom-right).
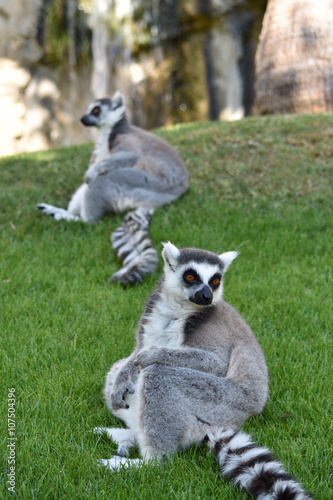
<box><xmin>110</xmin><ymin>207</ymin><xmax>158</xmax><ymax>285</ymax></box>
<box><xmin>207</xmin><ymin>429</ymin><xmax>314</xmax><ymax>500</ymax></box>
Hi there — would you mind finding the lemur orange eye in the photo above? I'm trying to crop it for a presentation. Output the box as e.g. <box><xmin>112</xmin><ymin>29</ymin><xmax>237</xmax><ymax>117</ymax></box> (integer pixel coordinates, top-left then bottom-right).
<box><xmin>185</xmin><ymin>274</ymin><xmax>195</xmax><ymax>282</ymax></box>
<box><xmin>212</xmin><ymin>278</ymin><xmax>220</xmax><ymax>286</ymax></box>
<box><xmin>92</xmin><ymin>107</ymin><xmax>99</xmax><ymax>115</ymax></box>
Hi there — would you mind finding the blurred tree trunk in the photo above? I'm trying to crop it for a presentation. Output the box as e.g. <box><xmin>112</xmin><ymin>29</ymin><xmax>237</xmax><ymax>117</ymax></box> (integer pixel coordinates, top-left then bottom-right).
<box><xmin>254</xmin><ymin>0</ymin><xmax>333</xmax><ymax>114</ymax></box>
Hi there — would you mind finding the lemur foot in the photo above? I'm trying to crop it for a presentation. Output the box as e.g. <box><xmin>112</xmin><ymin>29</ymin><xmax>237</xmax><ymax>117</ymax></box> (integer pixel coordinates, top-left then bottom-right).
<box><xmin>36</xmin><ymin>203</ymin><xmax>81</xmax><ymax>222</ymax></box>
<box><xmin>111</xmin><ymin>381</ymin><xmax>136</xmax><ymax>410</ymax></box>
<box><xmin>93</xmin><ymin>427</ymin><xmax>136</xmax><ymax>457</ymax></box>
<box><xmin>98</xmin><ymin>456</ymin><xmax>142</xmax><ymax>471</ymax></box>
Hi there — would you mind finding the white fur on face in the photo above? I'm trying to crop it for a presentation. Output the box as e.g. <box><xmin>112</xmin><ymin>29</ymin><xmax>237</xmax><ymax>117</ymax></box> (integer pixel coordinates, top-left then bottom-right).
<box><xmin>99</xmin><ymin>102</ymin><xmax>126</xmax><ymax>128</ymax></box>
<box><xmin>164</xmin><ymin>261</ymin><xmax>224</xmax><ymax>306</ymax></box>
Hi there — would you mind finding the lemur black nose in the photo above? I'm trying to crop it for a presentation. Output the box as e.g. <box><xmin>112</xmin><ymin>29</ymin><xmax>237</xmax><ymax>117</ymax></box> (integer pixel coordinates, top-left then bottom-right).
<box><xmin>81</xmin><ymin>115</ymin><xmax>88</xmax><ymax>125</ymax></box>
<box><xmin>193</xmin><ymin>286</ymin><xmax>213</xmax><ymax>305</ymax></box>
<box><xmin>81</xmin><ymin>114</ymin><xmax>95</xmax><ymax>127</ymax></box>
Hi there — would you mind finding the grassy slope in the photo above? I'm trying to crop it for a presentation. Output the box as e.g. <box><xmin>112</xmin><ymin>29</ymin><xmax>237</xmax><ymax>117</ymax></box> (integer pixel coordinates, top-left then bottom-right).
<box><xmin>1</xmin><ymin>115</ymin><xmax>332</xmax><ymax>499</ymax></box>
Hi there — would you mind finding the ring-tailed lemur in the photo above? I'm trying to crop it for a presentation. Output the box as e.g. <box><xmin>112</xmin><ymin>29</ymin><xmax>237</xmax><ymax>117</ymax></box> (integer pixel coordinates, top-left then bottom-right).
<box><xmin>93</xmin><ymin>243</ymin><xmax>313</xmax><ymax>498</ymax></box>
<box><xmin>37</xmin><ymin>93</ymin><xmax>188</xmax><ymax>223</ymax></box>
<box><xmin>110</xmin><ymin>207</ymin><xmax>158</xmax><ymax>285</ymax></box>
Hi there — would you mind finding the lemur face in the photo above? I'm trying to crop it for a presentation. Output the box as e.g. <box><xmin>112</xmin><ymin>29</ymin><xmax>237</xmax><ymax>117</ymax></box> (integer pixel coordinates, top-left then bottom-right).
<box><xmin>162</xmin><ymin>242</ymin><xmax>238</xmax><ymax>307</ymax></box>
<box><xmin>80</xmin><ymin>92</ymin><xmax>125</xmax><ymax>128</ymax></box>
<box><xmin>182</xmin><ymin>266</ymin><xmax>222</xmax><ymax>306</ymax></box>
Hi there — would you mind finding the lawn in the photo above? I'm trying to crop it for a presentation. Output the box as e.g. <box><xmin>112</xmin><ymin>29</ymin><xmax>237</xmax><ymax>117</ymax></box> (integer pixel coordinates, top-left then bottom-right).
<box><xmin>1</xmin><ymin>114</ymin><xmax>332</xmax><ymax>499</ymax></box>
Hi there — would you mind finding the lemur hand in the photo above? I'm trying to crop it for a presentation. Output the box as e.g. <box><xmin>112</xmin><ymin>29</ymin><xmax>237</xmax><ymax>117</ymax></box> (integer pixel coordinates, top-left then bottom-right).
<box><xmin>134</xmin><ymin>346</ymin><xmax>162</xmax><ymax>369</ymax></box>
<box><xmin>85</xmin><ymin>160</ymin><xmax>111</xmax><ymax>184</ymax></box>
<box><xmin>111</xmin><ymin>381</ymin><xmax>135</xmax><ymax>410</ymax></box>
<box><xmin>84</xmin><ymin>165</ymin><xmax>98</xmax><ymax>184</ymax></box>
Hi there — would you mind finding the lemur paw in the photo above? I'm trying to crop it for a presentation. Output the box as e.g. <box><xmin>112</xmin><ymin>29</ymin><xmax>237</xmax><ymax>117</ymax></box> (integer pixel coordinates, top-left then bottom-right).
<box><xmin>84</xmin><ymin>164</ymin><xmax>107</xmax><ymax>184</ymax></box>
<box><xmin>134</xmin><ymin>346</ymin><xmax>161</xmax><ymax>368</ymax></box>
<box><xmin>84</xmin><ymin>164</ymin><xmax>99</xmax><ymax>184</ymax></box>
<box><xmin>84</xmin><ymin>171</ymin><xmax>94</xmax><ymax>184</ymax></box>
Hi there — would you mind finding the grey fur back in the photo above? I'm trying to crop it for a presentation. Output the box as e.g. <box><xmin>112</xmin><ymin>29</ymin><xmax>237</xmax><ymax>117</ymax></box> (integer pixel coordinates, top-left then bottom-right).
<box><xmin>110</xmin><ymin>207</ymin><xmax>158</xmax><ymax>285</ymax></box>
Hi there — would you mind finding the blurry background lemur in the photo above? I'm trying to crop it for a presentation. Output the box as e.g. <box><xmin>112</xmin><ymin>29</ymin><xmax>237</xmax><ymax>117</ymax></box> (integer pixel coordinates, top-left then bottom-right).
<box><xmin>95</xmin><ymin>243</ymin><xmax>314</xmax><ymax>500</ymax></box>
<box><xmin>37</xmin><ymin>93</ymin><xmax>188</xmax><ymax>284</ymax></box>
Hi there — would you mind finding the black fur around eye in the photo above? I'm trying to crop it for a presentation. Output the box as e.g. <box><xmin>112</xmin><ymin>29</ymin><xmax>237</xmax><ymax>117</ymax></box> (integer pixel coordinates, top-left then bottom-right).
<box><xmin>209</xmin><ymin>274</ymin><xmax>221</xmax><ymax>289</ymax></box>
<box><xmin>92</xmin><ymin>106</ymin><xmax>100</xmax><ymax>116</ymax></box>
<box><xmin>183</xmin><ymin>269</ymin><xmax>200</xmax><ymax>286</ymax></box>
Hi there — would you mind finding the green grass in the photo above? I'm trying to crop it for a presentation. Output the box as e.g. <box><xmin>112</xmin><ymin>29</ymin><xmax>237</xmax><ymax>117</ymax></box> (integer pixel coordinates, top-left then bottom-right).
<box><xmin>1</xmin><ymin>114</ymin><xmax>332</xmax><ymax>499</ymax></box>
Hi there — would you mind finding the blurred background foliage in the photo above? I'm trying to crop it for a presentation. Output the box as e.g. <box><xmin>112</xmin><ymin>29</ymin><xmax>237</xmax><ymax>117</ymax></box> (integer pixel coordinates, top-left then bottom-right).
<box><xmin>0</xmin><ymin>0</ymin><xmax>332</xmax><ymax>156</ymax></box>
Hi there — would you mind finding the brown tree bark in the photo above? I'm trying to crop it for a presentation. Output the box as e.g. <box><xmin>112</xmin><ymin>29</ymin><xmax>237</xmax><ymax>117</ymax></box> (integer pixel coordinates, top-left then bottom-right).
<box><xmin>254</xmin><ymin>0</ymin><xmax>333</xmax><ymax>114</ymax></box>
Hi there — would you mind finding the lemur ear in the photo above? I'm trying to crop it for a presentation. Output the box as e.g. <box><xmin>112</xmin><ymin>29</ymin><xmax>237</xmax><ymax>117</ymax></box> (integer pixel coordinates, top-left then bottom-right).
<box><xmin>219</xmin><ymin>251</ymin><xmax>238</xmax><ymax>273</ymax></box>
<box><xmin>162</xmin><ymin>242</ymin><xmax>180</xmax><ymax>270</ymax></box>
<box><xmin>112</xmin><ymin>91</ymin><xmax>124</xmax><ymax>109</ymax></box>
